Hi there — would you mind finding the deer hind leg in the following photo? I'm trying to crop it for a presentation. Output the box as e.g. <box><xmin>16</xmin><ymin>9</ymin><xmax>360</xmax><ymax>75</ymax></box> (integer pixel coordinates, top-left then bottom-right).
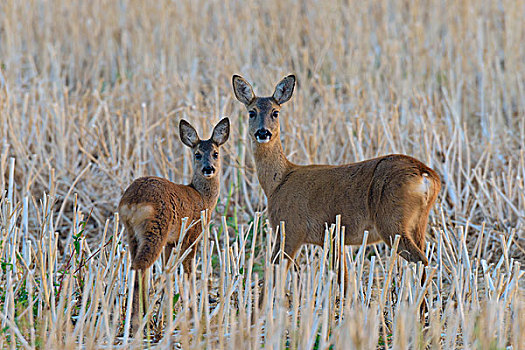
<box><xmin>413</xmin><ymin>203</ymin><xmax>433</xmax><ymax>252</ymax></box>
<box><xmin>376</xmin><ymin>215</ymin><xmax>431</xmax><ymax>321</ymax></box>
<box><xmin>131</xmin><ymin>268</ymin><xmax>149</xmax><ymax>335</ymax></box>
<box><xmin>407</xmin><ymin>198</ymin><xmax>435</xmax><ymax>267</ymax></box>
<box><xmin>128</xmin><ymin>219</ymin><xmax>169</xmax><ymax>335</ymax></box>
<box><xmin>398</xmin><ymin>234</ymin><xmax>428</xmax><ymax>265</ymax></box>
<box><xmin>123</xmin><ymin>222</ymin><xmax>138</xmax><ymax>260</ymax></box>
<box><xmin>375</xmin><ymin>213</ymin><xmax>428</xmax><ymax>266</ymax></box>
<box><xmin>414</xmin><ymin>207</ymin><xmax>433</xmax><ymax>312</ymax></box>
<box><xmin>132</xmin><ymin>219</ymin><xmax>170</xmax><ymax>270</ymax></box>
<box><xmin>410</xmin><ymin>209</ymin><xmax>434</xmax><ymax>320</ymax></box>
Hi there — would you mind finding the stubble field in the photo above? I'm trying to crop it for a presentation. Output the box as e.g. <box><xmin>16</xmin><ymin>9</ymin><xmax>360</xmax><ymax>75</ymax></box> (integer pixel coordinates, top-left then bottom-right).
<box><xmin>0</xmin><ymin>0</ymin><xmax>524</xmax><ymax>348</ymax></box>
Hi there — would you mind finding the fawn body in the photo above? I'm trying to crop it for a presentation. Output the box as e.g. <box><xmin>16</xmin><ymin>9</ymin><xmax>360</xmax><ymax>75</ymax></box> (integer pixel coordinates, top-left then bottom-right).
<box><xmin>232</xmin><ymin>75</ymin><xmax>440</xmax><ymax>272</ymax></box>
<box><xmin>118</xmin><ymin>117</ymin><xmax>230</xmax><ymax>333</ymax></box>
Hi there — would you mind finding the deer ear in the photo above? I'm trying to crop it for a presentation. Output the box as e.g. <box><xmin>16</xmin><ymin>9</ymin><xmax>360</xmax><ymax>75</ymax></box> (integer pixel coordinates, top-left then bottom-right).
<box><xmin>179</xmin><ymin>120</ymin><xmax>200</xmax><ymax>148</ymax></box>
<box><xmin>272</xmin><ymin>75</ymin><xmax>295</xmax><ymax>105</ymax></box>
<box><xmin>232</xmin><ymin>75</ymin><xmax>255</xmax><ymax>105</ymax></box>
<box><xmin>211</xmin><ymin>117</ymin><xmax>230</xmax><ymax>146</ymax></box>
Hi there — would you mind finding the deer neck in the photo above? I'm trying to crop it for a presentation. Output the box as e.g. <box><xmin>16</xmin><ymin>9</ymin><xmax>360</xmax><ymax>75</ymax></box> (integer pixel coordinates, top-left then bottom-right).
<box><xmin>253</xmin><ymin>136</ymin><xmax>294</xmax><ymax>197</ymax></box>
<box><xmin>190</xmin><ymin>175</ymin><xmax>220</xmax><ymax>209</ymax></box>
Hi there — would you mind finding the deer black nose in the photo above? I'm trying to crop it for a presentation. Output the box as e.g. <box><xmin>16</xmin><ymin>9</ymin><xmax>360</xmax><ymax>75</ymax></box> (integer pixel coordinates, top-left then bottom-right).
<box><xmin>202</xmin><ymin>166</ymin><xmax>215</xmax><ymax>176</ymax></box>
<box><xmin>254</xmin><ymin>129</ymin><xmax>272</xmax><ymax>143</ymax></box>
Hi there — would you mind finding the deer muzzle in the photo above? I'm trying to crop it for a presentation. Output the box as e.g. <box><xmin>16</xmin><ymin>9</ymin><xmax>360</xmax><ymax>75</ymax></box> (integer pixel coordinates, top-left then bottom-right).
<box><xmin>202</xmin><ymin>166</ymin><xmax>216</xmax><ymax>177</ymax></box>
<box><xmin>254</xmin><ymin>129</ymin><xmax>272</xmax><ymax>143</ymax></box>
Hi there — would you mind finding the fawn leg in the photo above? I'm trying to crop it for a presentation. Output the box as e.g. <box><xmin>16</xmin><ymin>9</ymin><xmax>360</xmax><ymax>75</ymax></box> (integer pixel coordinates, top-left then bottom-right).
<box><xmin>131</xmin><ymin>268</ymin><xmax>148</xmax><ymax>335</ymax></box>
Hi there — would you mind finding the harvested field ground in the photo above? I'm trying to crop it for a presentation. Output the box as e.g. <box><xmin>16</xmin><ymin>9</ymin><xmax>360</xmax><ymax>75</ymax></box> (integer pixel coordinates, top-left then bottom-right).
<box><xmin>0</xmin><ymin>0</ymin><xmax>524</xmax><ymax>348</ymax></box>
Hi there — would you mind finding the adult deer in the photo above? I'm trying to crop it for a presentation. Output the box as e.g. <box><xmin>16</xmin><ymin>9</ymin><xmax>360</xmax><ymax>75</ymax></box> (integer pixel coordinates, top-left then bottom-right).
<box><xmin>119</xmin><ymin>117</ymin><xmax>230</xmax><ymax>333</ymax></box>
<box><xmin>232</xmin><ymin>74</ymin><xmax>440</xmax><ymax>277</ymax></box>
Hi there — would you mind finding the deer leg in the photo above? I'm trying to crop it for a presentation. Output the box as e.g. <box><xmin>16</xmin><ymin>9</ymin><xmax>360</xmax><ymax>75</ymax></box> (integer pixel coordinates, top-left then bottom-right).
<box><xmin>375</xmin><ymin>213</ymin><xmax>428</xmax><ymax>266</ymax></box>
<box><xmin>377</xmin><ymin>216</ymin><xmax>431</xmax><ymax>321</ymax></box>
<box><xmin>330</xmin><ymin>245</ymin><xmax>348</xmax><ymax>286</ymax></box>
<box><xmin>180</xmin><ymin>228</ymin><xmax>200</xmax><ymax>275</ymax></box>
<box><xmin>182</xmin><ymin>244</ymin><xmax>197</xmax><ymax>275</ymax></box>
<box><xmin>131</xmin><ymin>268</ymin><xmax>148</xmax><ymax>335</ymax></box>
<box><xmin>270</xmin><ymin>236</ymin><xmax>301</xmax><ymax>274</ymax></box>
<box><xmin>164</xmin><ymin>243</ymin><xmax>175</xmax><ymax>267</ymax></box>
<box><xmin>131</xmin><ymin>218</ymin><xmax>171</xmax><ymax>270</ymax></box>
<box><xmin>413</xmin><ymin>213</ymin><xmax>432</xmax><ymax>320</ymax></box>
<box><xmin>256</xmin><ymin>236</ymin><xmax>301</xmax><ymax>311</ymax></box>
<box><xmin>124</xmin><ymin>222</ymin><xmax>138</xmax><ymax>259</ymax></box>
<box><xmin>270</xmin><ymin>233</ymin><xmax>282</xmax><ymax>265</ymax></box>
<box><xmin>125</xmin><ymin>222</ymin><xmax>141</xmax><ymax>335</ymax></box>
<box><xmin>397</xmin><ymin>235</ymin><xmax>428</xmax><ymax>265</ymax></box>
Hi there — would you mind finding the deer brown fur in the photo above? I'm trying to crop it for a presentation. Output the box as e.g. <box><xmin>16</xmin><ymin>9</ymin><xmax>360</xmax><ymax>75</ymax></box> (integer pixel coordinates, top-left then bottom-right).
<box><xmin>118</xmin><ymin>117</ymin><xmax>230</xmax><ymax>334</ymax></box>
<box><xmin>232</xmin><ymin>75</ymin><xmax>441</xmax><ymax>276</ymax></box>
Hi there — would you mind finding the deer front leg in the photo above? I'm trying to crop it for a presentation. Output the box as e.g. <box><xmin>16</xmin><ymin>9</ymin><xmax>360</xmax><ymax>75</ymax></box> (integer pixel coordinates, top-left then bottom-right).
<box><xmin>270</xmin><ymin>233</ymin><xmax>301</xmax><ymax>275</ymax></box>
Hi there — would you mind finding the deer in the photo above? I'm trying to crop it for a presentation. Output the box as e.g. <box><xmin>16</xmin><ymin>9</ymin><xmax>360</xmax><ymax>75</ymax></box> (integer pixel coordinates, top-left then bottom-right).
<box><xmin>232</xmin><ymin>74</ymin><xmax>441</xmax><ymax>282</ymax></box>
<box><xmin>118</xmin><ymin>117</ymin><xmax>230</xmax><ymax>334</ymax></box>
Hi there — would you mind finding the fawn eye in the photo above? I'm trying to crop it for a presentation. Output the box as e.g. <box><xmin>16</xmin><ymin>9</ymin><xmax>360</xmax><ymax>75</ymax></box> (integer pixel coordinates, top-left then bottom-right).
<box><xmin>213</xmin><ymin>152</ymin><xmax>219</xmax><ymax>159</ymax></box>
<box><xmin>272</xmin><ymin>111</ymin><xmax>279</xmax><ymax>118</ymax></box>
<box><xmin>248</xmin><ymin>110</ymin><xmax>256</xmax><ymax>118</ymax></box>
<box><xmin>195</xmin><ymin>153</ymin><xmax>202</xmax><ymax>160</ymax></box>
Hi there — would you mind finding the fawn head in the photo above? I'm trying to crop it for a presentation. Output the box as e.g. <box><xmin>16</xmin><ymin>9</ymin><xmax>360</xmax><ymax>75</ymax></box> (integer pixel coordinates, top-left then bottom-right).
<box><xmin>179</xmin><ymin>118</ymin><xmax>230</xmax><ymax>179</ymax></box>
<box><xmin>232</xmin><ymin>75</ymin><xmax>295</xmax><ymax>145</ymax></box>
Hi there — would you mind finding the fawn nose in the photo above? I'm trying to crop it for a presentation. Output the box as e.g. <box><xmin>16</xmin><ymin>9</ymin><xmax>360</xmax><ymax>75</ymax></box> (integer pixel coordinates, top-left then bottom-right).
<box><xmin>254</xmin><ymin>129</ymin><xmax>272</xmax><ymax>143</ymax></box>
<box><xmin>202</xmin><ymin>166</ymin><xmax>215</xmax><ymax>177</ymax></box>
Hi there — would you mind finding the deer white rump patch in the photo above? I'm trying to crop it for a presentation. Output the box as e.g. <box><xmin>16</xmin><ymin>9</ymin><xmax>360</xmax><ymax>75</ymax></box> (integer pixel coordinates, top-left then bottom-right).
<box><xmin>416</xmin><ymin>173</ymin><xmax>432</xmax><ymax>203</ymax></box>
<box><xmin>120</xmin><ymin>203</ymin><xmax>155</xmax><ymax>227</ymax></box>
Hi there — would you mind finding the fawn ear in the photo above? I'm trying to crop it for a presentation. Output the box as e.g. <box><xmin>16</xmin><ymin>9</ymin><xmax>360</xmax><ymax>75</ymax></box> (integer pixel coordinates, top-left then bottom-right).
<box><xmin>211</xmin><ymin>117</ymin><xmax>230</xmax><ymax>146</ymax></box>
<box><xmin>232</xmin><ymin>75</ymin><xmax>255</xmax><ymax>105</ymax></box>
<box><xmin>272</xmin><ymin>75</ymin><xmax>295</xmax><ymax>105</ymax></box>
<box><xmin>179</xmin><ymin>120</ymin><xmax>200</xmax><ymax>148</ymax></box>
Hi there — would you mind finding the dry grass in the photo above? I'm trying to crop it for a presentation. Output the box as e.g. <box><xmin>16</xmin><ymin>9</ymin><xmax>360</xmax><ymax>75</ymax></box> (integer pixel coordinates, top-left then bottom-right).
<box><xmin>0</xmin><ymin>0</ymin><xmax>524</xmax><ymax>348</ymax></box>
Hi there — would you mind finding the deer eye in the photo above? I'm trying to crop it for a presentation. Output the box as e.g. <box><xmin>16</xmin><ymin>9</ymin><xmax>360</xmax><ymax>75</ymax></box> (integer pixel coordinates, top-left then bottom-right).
<box><xmin>248</xmin><ymin>110</ymin><xmax>256</xmax><ymax>118</ymax></box>
<box><xmin>272</xmin><ymin>110</ymin><xmax>279</xmax><ymax>118</ymax></box>
<box><xmin>213</xmin><ymin>152</ymin><xmax>219</xmax><ymax>159</ymax></box>
<box><xmin>195</xmin><ymin>153</ymin><xmax>202</xmax><ymax>160</ymax></box>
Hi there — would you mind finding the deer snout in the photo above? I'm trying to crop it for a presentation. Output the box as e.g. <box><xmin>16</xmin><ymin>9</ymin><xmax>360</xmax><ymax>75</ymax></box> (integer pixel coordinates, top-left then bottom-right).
<box><xmin>254</xmin><ymin>129</ymin><xmax>272</xmax><ymax>143</ymax></box>
<box><xmin>202</xmin><ymin>165</ymin><xmax>216</xmax><ymax>177</ymax></box>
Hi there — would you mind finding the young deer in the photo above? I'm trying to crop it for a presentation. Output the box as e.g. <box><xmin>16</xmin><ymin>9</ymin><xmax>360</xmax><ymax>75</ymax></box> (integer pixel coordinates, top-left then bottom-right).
<box><xmin>118</xmin><ymin>117</ymin><xmax>230</xmax><ymax>333</ymax></box>
<box><xmin>232</xmin><ymin>75</ymin><xmax>440</xmax><ymax>276</ymax></box>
